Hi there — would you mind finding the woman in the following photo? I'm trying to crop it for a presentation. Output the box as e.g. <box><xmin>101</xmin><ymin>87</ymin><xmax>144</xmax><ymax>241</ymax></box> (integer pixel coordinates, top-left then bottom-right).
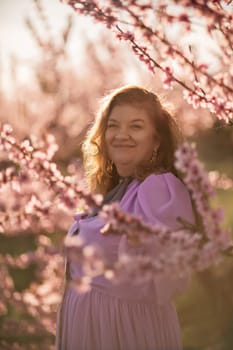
<box><xmin>56</xmin><ymin>85</ymin><xmax>195</xmax><ymax>350</ymax></box>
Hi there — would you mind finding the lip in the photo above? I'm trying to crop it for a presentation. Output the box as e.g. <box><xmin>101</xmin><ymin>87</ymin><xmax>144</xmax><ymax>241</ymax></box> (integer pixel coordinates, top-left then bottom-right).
<box><xmin>112</xmin><ymin>144</ymin><xmax>135</xmax><ymax>148</ymax></box>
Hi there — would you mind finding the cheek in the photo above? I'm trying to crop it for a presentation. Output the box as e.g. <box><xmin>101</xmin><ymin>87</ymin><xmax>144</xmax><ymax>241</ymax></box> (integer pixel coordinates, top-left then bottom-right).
<box><xmin>142</xmin><ymin>131</ymin><xmax>156</xmax><ymax>144</ymax></box>
<box><xmin>104</xmin><ymin>132</ymin><xmax>113</xmax><ymax>155</ymax></box>
<box><xmin>142</xmin><ymin>133</ymin><xmax>157</xmax><ymax>153</ymax></box>
<box><xmin>104</xmin><ymin>131</ymin><xmax>111</xmax><ymax>146</ymax></box>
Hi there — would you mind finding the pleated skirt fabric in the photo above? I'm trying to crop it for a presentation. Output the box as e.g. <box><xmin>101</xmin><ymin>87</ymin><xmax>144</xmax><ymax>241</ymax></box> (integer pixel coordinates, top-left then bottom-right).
<box><xmin>56</xmin><ymin>286</ymin><xmax>182</xmax><ymax>350</ymax></box>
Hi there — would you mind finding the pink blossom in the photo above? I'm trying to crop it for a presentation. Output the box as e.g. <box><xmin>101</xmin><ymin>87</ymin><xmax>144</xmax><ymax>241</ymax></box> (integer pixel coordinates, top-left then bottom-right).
<box><xmin>175</xmin><ymin>142</ymin><xmax>231</xmax><ymax>248</ymax></box>
<box><xmin>116</xmin><ymin>31</ymin><xmax>135</xmax><ymax>41</ymax></box>
<box><xmin>162</xmin><ymin>66</ymin><xmax>174</xmax><ymax>89</ymax></box>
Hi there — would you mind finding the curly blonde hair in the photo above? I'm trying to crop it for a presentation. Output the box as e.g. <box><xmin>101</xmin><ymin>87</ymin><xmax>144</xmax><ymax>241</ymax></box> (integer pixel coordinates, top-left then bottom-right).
<box><xmin>82</xmin><ymin>85</ymin><xmax>182</xmax><ymax>195</ymax></box>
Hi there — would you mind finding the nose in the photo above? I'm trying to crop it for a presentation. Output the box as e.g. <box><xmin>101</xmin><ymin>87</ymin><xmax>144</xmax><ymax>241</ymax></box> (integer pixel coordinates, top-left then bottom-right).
<box><xmin>114</xmin><ymin>128</ymin><xmax>130</xmax><ymax>140</ymax></box>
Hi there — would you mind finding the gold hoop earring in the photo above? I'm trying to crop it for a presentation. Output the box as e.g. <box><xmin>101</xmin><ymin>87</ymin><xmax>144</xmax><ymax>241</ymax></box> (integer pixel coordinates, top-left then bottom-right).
<box><xmin>149</xmin><ymin>149</ymin><xmax>158</xmax><ymax>165</ymax></box>
<box><xmin>106</xmin><ymin>159</ymin><xmax>114</xmax><ymax>176</ymax></box>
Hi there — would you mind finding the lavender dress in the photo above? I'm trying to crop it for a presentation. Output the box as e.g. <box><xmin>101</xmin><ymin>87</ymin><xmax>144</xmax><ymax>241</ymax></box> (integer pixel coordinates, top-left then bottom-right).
<box><xmin>56</xmin><ymin>173</ymin><xmax>195</xmax><ymax>350</ymax></box>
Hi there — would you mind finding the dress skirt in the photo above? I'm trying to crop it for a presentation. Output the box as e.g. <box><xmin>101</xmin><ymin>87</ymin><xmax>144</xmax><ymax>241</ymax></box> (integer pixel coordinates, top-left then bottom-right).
<box><xmin>56</xmin><ymin>286</ymin><xmax>182</xmax><ymax>350</ymax></box>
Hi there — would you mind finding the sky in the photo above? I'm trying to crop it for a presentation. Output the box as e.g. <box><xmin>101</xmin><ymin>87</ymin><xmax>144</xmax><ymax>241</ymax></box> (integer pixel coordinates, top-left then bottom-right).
<box><xmin>0</xmin><ymin>0</ymin><xmax>83</xmax><ymax>57</ymax></box>
<box><xmin>0</xmin><ymin>0</ymin><xmax>94</xmax><ymax>92</ymax></box>
<box><xmin>0</xmin><ymin>1</ymin><xmax>56</xmax><ymax>53</ymax></box>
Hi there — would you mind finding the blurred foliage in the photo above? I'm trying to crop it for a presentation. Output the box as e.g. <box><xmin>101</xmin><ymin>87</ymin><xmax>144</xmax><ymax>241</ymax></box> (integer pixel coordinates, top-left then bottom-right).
<box><xmin>194</xmin><ymin>124</ymin><xmax>233</xmax><ymax>177</ymax></box>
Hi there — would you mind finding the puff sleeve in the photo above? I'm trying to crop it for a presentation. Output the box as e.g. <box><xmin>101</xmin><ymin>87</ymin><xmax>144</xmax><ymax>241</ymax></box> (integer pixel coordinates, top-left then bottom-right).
<box><xmin>134</xmin><ymin>173</ymin><xmax>195</xmax><ymax>229</ymax></box>
<box><xmin>120</xmin><ymin>173</ymin><xmax>195</xmax><ymax>304</ymax></box>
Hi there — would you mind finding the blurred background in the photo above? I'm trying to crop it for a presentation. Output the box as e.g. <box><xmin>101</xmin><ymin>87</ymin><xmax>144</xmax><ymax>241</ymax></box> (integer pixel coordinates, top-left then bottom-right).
<box><xmin>0</xmin><ymin>0</ymin><xmax>232</xmax><ymax>349</ymax></box>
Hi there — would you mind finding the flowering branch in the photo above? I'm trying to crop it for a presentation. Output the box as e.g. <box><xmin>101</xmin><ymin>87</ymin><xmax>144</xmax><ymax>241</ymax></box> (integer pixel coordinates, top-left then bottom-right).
<box><xmin>0</xmin><ymin>123</ymin><xmax>102</xmax><ymax>232</ymax></box>
<box><xmin>63</xmin><ymin>0</ymin><xmax>233</xmax><ymax>123</ymax></box>
<box><xmin>175</xmin><ymin>142</ymin><xmax>231</xmax><ymax>247</ymax></box>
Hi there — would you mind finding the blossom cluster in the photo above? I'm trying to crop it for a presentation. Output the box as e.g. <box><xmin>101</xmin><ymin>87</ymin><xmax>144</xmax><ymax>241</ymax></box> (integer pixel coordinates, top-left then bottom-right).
<box><xmin>63</xmin><ymin>0</ymin><xmax>233</xmax><ymax>123</ymax></box>
<box><xmin>208</xmin><ymin>170</ymin><xmax>233</xmax><ymax>190</ymax></box>
<box><xmin>0</xmin><ymin>237</ymin><xmax>64</xmax><ymax>348</ymax></box>
<box><xmin>175</xmin><ymin>142</ymin><xmax>231</xmax><ymax>248</ymax></box>
<box><xmin>0</xmin><ymin>123</ymin><xmax>102</xmax><ymax>233</ymax></box>
<box><xmin>64</xmin><ymin>195</ymin><xmax>231</xmax><ymax>290</ymax></box>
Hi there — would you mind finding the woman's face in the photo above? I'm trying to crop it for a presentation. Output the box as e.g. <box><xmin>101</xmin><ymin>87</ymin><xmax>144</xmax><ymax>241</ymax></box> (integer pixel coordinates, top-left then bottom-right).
<box><xmin>104</xmin><ymin>104</ymin><xmax>159</xmax><ymax>177</ymax></box>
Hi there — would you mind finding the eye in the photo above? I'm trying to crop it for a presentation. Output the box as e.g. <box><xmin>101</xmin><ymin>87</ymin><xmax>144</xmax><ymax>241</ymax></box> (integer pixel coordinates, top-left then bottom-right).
<box><xmin>107</xmin><ymin>124</ymin><xmax>117</xmax><ymax>128</ymax></box>
<box><xmin>131</xmin><ymin>124</ymin><xmax>142</xmax><ymax>129</ymax></box>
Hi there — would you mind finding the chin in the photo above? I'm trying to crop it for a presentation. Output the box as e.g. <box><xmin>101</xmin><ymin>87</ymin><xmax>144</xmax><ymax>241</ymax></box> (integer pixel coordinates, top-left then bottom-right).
<box><xmin>118</xmin><ymin>172</ymin><xmax>133</xmax><ymax>177</ymax></box>
<box><xmin>115</xmin><ymin>165</ymin><xmax>135</xmax><ymax>177</ymax></box>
